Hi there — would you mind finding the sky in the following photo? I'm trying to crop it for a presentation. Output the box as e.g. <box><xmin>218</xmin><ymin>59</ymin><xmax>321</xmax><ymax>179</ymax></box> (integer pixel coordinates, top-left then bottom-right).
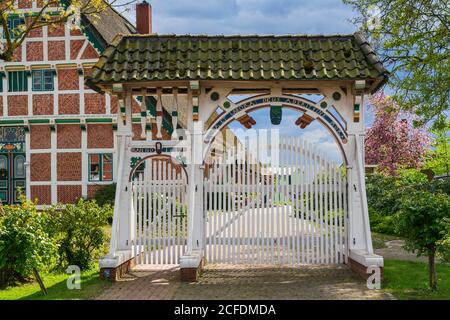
<box><xmin>118</xmin><ymin>0</ymin><xmax>366</xmax><ymax>164</ymax></box>
<box><xmin>119</xmin><ymin>0</ymin><xmax>357</xmax><ymax>35</ymax></box>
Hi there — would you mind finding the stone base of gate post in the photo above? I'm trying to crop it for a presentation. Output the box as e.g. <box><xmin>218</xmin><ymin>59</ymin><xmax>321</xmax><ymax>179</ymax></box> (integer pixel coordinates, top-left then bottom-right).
<box><xmin>180</xmin><ymin>250</ymin><xmax>204</xmax><ymax>282</ymax></box>
<box><xmin>99</xmin><ymin>250</ymin><xmax>135</xmax><ymax>281</ymax></box>
<box><xmin>347</xmin><ymin>250</ymin><xmax>384</xmax><ymax>281</ymax></box>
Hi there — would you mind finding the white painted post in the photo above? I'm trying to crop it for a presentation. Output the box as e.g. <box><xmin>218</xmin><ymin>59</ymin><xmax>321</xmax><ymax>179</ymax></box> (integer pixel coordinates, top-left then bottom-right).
<box><xmin>100</xmin><ymin>90</ymin><xmax>134</xmax><ymax>270</ymax></box>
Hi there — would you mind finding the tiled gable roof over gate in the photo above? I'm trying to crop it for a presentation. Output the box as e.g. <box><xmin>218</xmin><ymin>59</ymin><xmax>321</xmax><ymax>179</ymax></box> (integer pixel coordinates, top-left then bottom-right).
<box><xmin>87</xmin><ymin>33</ymin><xmax>388</xmax><ymax>93</ymax></box>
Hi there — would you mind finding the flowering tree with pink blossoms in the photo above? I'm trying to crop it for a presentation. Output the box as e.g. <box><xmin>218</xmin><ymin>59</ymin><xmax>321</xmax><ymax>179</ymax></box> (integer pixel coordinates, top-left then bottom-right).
<box><xmin>365</xmin><ymin>93</ymin><xmax>431</xmax><ymax>176</ymax></box>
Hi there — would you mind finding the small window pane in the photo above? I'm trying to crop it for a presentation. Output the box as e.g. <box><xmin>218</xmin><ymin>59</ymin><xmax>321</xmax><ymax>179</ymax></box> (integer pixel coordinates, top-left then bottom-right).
<box><xmin>89</xmin><ymin>154</ymin><xmax>100</xmax><ymax>181</ymax></box>
<box><xmin>14</xmin><ymin>155</ymin><xmax>25</xmax><ymax>178</ymax></box>
<box><xmin>32</xmin><ymin>70</ymin><xmax>54</xmax><ymax>91</ymax></box>
<box><xmin>0</xmin><ymin>156</ymin><xmax>7</xmax><ymax>180</ymax></box>
<box><xmin>102</xmin><ymin>154</ymin><xmax>113</xmax><ymax>181</ymax></box>
<box><xmin>89</xmin><ymin>153</ymin><xmax>113</xmax><ymax>182</ymax></box>
<box><xmin>9</xmin><ymin>71</ymin><xmax>28</xmax><ymax>92</ymax></box>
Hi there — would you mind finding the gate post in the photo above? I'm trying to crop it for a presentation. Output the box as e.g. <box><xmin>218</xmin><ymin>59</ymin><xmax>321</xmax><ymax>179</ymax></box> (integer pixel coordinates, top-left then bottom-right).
<box><xmin>180</xmin><ymin>89</ymin><xmax>205</xmax><ymax>281</ymax></box>
<box><xmin>100</xmin><ymin>90</ymin><xmax>135</xmax><ymax>280</ymax></box>
<box><xmin>345</xmin><ymin>93</ymin><xmax>383</xmax><ymax>279</ymax></box>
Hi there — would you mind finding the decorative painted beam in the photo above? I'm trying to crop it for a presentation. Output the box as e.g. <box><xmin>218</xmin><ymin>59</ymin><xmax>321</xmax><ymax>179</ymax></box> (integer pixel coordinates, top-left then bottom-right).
<box><xmin>140</xmin><ymin>88</ymin><xmax>147</xmax><ymax>140</ymax></box>
<box><xmin>172</xmin><ymin>88</ymin><xmax>179</xmax><ymax>139</ymax></box>
<box><xmin>112</xmin><ymin>83</ymin><xmax>124</xmax><ymax>93</ymax></box>
<box><xmin>190</xmin><ymin>81</ymin><xmax>200</xmax><ymax>122</ymax></box>
<box><xmin>295</xmin><ymin>113</ymin><xmax>315</xmax><ymax>129</ymax></box>
<box><xmin>156</xmin><ymin>88</ymin><xmax>163</xmax><ymax>138</ymax></box>
<box><xmin>119</xmin><ymin>98</ymin><xmax>126</xmax><ymax>125</ymax></box>
<box><xmin>353</xmin><ymin>96</ymin><xmax>362</xmax><ymax>123</ymax></box>
<box><xmin>237</xmin><ymin>113</ymin><xmax>256</xmax><ymax>129</ymax></box>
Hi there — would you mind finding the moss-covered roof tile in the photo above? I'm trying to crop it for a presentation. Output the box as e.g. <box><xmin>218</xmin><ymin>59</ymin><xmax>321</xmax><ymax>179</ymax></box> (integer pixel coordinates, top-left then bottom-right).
<box><xmin>87</xmin><ymin>33</ymin><xmax>388</xmax><ymax>92</ymax></box>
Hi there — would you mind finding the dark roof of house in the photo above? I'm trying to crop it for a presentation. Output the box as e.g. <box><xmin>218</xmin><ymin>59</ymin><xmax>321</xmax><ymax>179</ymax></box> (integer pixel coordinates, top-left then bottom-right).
<box><xmin>81</xmin><ymin>3</ymin><xmax>136</xmax><ymax>50</ymax></box>
<box><xmin>86</xmin><ymin>33</ymin><xmax>389</xmax><ymax>92</ymax></box>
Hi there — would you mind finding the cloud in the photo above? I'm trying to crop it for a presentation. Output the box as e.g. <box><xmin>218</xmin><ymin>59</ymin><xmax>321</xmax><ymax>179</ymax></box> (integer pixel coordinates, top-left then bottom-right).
<box><xmin>120</xmin><ymin>0</ymin><xmax>357</xmax><ymax>35</ymax></box>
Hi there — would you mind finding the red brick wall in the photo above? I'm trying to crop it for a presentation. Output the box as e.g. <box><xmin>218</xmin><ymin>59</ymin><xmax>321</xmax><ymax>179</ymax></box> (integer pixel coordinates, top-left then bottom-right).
<box><xmin>30</xmin><ymin>125</ymin><xmax>51</xmax><ymax>149</ymax></box>
<box><xmin>37</xmin><ymin>0</ymin><xmax>58</xmax><ymax>8</ymax></box>
<box><xmin>81</xmin><ymin>43</ymin><xmax>98</xmax><ymax>59</ymax></box>
<box><xmin>57</xmin><ymin>153</ymin><xmax>82</xmax><ymax>181</ymax></box>
<box><xmin>85</xmin><ymin>93</ymin><xmax>106</xmax><ymax>114</ymax></box>
<box><xmin>87</xmin><ymin>185</ymin><xmax>103</xmax><ymax>199</ymax></box>
<box><xmin>18</xmin><ymin>0</ymin><xmax>32</xmax><ymax>9</ymax></box>
<box><xmin>12</xmin><ymin>47</ymin><xmax>22</xmax><ymax>62</ymax></box>
<box><xmin>26</xmin><ymin>17</ymin><xmax>42</xmax><ymax>38</ymax></box>
<box><xmin>48</xmin><ymin>41</ymin><xmax>65</xmax><ymax>61</ymax></box>
<box><xmin>26</xmin><ymin>42</ymin><xmax>43</xmax><ymax>61</ymax></box>
<box><xmin>83</xmin><ymin>67</ymin><xmax>93</xmax><ymax>89</ymax></box>
<box><xmin>57</xmin><ymin>185</ymin><xmax>82</xmax><ymax>204</ymax></box>
<box><xmin>58</xmin><ymin>69</ymin><xmax>79</xmax><ymax>90</ymax></box>
<box><xmin>48</xmin><ymin>23</ymin><xmax>65</xmax><ymax>37</ymax></box>
<box><xmin>58</xmin><ymin>94</ymin><xmax>80</xmax><ymax>114</ymax></box>
<box><xmin>32</xmin><ymin>94</ymin><xmax>53</xmax><ymax>115</ymax></box>
<box><xmin>87</xmin><ymin>124</ymin><xmax>114</xmax><ymax>148</ymax></box>
<box><xmin>31</xmin><ymin>153</ymin><xmax>51</xmax><ymax>181</ymax></box>
<box><xmin>70</xmin><ymin>28</ymin><xmax>83</xmax><ymax>36</ymax></box>
<box><xmin>57</xmin><ymin>125</ymin><xmax>81</xmax><ymax>149</ymax></box>
<box><xmin>70</xmin><ymin>40</ymin><xmax>85</xmax><ymax>60</ymax></box>
<box><xmin>7</xmin><ymin>96</ymin><xmax>28</xmax><ymax>116</ymax></box>
<box><xmin>110</xmin><ymin>96</ymin><xmax>119</xmax><ymax>114</ymax></box>
<box><xmin>31</xmin><ymin>185</ymin><xmax>51</xmax><ymax>205</ymax></box>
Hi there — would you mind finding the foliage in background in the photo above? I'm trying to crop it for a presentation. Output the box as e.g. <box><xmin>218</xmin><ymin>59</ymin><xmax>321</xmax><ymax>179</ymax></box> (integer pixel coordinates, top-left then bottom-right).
<box><xmin>366</xmin><ymin>170</ymin><xmax>449</xmax><ymax>237</ymax></box>
<box><xmin>424</xmin><ymin>120</ymin><xmax>450</xmax><ymax>177</ymax></box>
<box><xmin>92</xmin><ymin>183</ymin><xmax>116</xmax><ymax>207</ymax></box>
<box><xmin>48</xmin><ymin>199</ymin><xmax>112</xmax><ymax>270</ymax></box>
<box><xmin>0</xmin><ymin>197</ymin><xmax>58</xmax><ymax>288</ymax></box>
<box><xmin>365</xmin><ymin>94</ymin><xmax>430</xmax><ymax>175</ymax></box>
<box><xmin>0</xmin><ymin>0</ymin><xmax>112</xmax><ymax>61</ymax></box>
<box><xmin>396</xmin><ymin>189</ymin><xmax>449</xmax><ymax>290</ymax></box>
<box><xmin>343</xmin><ymin>0</ymin><xmax>449</xmax><ymax>129</ymax></box>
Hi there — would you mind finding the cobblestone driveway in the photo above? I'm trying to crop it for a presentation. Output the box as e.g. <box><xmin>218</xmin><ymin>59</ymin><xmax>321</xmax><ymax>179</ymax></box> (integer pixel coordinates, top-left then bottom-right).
<box><xmin>95</xmin><ymin>264</ymin><xmax>391</xmax><ymax>300</ymax></box>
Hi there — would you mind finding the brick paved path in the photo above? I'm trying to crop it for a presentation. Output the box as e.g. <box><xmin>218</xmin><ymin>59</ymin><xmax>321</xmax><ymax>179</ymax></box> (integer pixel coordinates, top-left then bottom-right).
<box><xmin>95</xmin><ymin>264</ymin><xmax>391</xmax><ymax>300</ymax></box>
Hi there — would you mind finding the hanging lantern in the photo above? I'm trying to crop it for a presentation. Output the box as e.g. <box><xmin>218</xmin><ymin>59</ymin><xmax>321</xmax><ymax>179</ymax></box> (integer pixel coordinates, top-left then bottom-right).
<box><xmin>270</xmin><ymin>105</ymin><xmax>282</xmax><ymax>125</ymax></box>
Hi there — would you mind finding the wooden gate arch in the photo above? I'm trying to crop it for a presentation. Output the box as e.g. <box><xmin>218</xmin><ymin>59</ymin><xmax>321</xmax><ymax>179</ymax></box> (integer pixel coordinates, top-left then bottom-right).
<box><xmin>130</xmin><ymin>154</ymin><xmax>189</xmax><ymax>265</ymax></box>
<box><xmin>203</xmin><ymin>94</ymin><xmax>349</xmax><ymax>166</ymax></box>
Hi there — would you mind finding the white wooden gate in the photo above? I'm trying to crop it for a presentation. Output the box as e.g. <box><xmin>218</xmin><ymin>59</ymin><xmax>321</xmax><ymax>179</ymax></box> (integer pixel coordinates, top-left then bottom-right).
<box><xmin>204</xmin><ymin>136</ymin><xmax>348</xmax><ymax>265</ymax></box>
<box><xmin>132</xmin><ymin>157</ymin><xmax>188</xmax><ymax>265</ymax></box>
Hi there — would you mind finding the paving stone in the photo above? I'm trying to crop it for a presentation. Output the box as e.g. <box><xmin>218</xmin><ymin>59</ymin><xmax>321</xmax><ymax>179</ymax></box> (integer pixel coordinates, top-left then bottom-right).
<box><xmin>94</xmin><ymin>264</ymin><xmax>391</xmax><ymax>300</ymax></box>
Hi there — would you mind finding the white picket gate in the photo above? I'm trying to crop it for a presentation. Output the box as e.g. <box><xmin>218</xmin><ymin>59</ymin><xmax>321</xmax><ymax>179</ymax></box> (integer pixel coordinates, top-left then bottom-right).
<box><xmin>131</xmin><ymin>158</ymin><xmax>188</xmax><ymax>265</ymax></box>
<box><xmin>204</xmin><ymin>136</ymin><xmax>348</xmax><ymax>265</ymax></box>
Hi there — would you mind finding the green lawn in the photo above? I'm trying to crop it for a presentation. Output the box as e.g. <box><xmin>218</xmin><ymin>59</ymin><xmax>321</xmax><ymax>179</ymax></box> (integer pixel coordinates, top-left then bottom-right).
<box><xmin>0</xmin><ymin>267</ymin><xmax>111</xmax><ymax>300</ymax></box>
<box><xmin>383</xmin><ymin>259</ymin><xmax>450</xmax><ymax>300</ymax></box>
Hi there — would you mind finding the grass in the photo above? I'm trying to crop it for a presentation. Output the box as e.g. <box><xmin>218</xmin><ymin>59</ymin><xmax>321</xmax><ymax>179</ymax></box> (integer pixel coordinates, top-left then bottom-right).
<box><xmin>0</xmin><ymin>266</ymin><xmax>111</xmax><ymax>300</ymax></box>
<box><xmin>372</xmin><ymin>232</ymin><xmax>401</xmax><ymax>249</ymax></box>
<box><xmin>383</xmin><ymin>259</ymin><xmax>450</xmax><ymax>300</ymax></box>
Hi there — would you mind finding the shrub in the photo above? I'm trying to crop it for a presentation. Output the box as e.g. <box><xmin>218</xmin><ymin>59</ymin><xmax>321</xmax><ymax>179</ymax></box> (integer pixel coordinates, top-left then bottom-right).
<box><xmin>50</xmin><ymin>199</ymin><xmax>112</xmax><ymax>270</ymax></box>
<box><xmin>366</xmin><ymin>173</ymin><xmax>402</xmax><ymax>217</ymax></box>
<box><xmin>396</xmin><ymin>189</ymin><xmax>450</xmax><ymax>290</ymax></box>
<box><xmin>0</xmin><ymin>198</ymin><xmax>58</xmax><ymax>288</ymax></box>
<box><xmin>92</xmin><ymin>183</ymin><xmax>116</xmax><ymax>207</ymax></box>
<box><xmin>368</xmin><ymin>208</ymin><xmax>397</xmax><ymax>235</ymax></box>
